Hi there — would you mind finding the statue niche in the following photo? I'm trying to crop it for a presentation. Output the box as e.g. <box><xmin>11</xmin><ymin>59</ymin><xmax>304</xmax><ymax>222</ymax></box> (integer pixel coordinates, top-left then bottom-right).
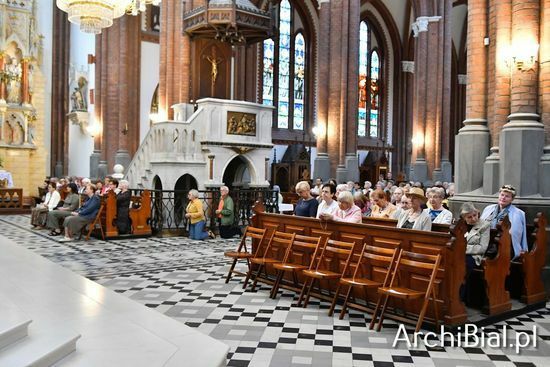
<box><xmin>195</xmin><ymin>41</ymin><xmax>231</xmax><ymax>99</ymax></box>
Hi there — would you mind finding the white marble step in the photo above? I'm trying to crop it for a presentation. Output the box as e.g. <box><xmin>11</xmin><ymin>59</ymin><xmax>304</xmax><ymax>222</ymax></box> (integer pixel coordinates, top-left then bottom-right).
<box><xmin>0</xmin><ymin>303</ymin><xmax>31</xmax><ymax>350</ymax></box>
<box><xmin>0</xmin><ymin>327</ymin><xmax>80</xmax><ymax>367</ymax></box>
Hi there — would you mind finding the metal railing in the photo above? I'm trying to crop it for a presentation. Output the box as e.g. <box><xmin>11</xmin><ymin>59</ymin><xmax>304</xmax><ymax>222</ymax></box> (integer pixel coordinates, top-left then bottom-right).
<box><xmin>131</xmin><ymin>188</ymin><xmax>279</xmax><ymax>235</ymax></box>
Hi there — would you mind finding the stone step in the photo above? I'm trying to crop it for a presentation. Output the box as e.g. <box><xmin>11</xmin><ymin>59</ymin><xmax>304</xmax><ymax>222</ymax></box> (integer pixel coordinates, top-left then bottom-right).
<box><xmin>0</xmin><ymin>311</ymin><xmax>31</xmax><ymax>351</ymax></box>
<box><xmin>0</xmin><ymin>326</ymin><xmax>80</xmax><ymax>367</ymax></box>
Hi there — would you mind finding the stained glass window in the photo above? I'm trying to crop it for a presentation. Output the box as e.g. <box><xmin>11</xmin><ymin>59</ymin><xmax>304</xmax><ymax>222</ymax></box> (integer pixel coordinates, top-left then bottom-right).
<box><xmin>293</xmin><ymin>33</ymin><xmax>305</xmax><ymax>130</ymax></box>
<box><xmin>358</xmin><ymin>21</ymin><xmax>368</xmax><ymax>137</ymax></box>
<box><xmin>369</xmin><ymin>50</ymin><xmax>380</xmax><ymax>137</ymax></box>
<box><xmin>357</xmin><ymin>21</ymin><xmax>381</xmax><ymax>138</ymax></box>
<box><xmin>261</xmin><ymin>0</ymin><xmax>308</xmax><ymax>131</ymax></box>
<box><xmin>262</xmin><ymin>39</ymin><xmax>275</xmax><ymax>106</ymax></box>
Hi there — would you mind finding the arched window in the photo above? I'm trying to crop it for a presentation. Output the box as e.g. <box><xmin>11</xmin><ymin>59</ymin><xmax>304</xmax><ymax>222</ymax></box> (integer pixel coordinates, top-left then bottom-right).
<box><xmin>358</xmin><ymin>20</ymin><xmax>381</xmax><ymax>138</ymax></box>
<box><xmin>262</xmin><ymin>0</ymin><xmax>307</xmax><ymax>131</ymax></box>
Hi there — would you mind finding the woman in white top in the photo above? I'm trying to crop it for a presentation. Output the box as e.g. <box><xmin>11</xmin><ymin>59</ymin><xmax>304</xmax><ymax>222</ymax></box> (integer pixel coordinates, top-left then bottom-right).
<box><xmin>316</xmin><ymin>184</ymin><xmax>339</xmax><ymax>218</ymax></box>
<box><xmin>31</xmin><ymin>183</ymin><xmax>61</xmax><ymax>228</ymax></box>
<box><xmin>424</xmin><ymin>187</ymin><xmax>453</xmax><ymax>224</ymax></box>
<box><xmin>396</xmin><ymin>188</ymin><xmax>432</xmax><ymax>231</ymax></box>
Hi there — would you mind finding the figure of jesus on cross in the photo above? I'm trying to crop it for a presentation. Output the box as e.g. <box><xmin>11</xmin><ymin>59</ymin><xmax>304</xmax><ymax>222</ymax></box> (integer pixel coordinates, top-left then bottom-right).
<box><xmin>205</xmin><ymin>46</ymin><xmax>223</xmax><ymax>96</ymax></box>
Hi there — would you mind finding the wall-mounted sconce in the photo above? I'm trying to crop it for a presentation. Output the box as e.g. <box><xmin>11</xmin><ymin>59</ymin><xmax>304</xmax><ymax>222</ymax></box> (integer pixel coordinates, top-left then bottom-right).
<box><xmin>86</xmin><ymin>121</ymin><xmax>101</xmax><ymax>137</ymax></box>
<box><xmin>411</xmin><ymin>133</ymin><xmax>424</xmax><ymax>148</ymax></box>
<box><xmin>506</xmin><ymin>40</ymin><xmax>539</xmax><ymax>71</ymax></box>
<box><xmin>311</xmin><ymin>123</ymin><xmax>325</xmax><ymax>137</ymax></box>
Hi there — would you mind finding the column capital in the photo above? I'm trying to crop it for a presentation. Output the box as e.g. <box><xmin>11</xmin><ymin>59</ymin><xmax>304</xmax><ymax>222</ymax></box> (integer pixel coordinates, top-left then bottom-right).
<box><xmin>401</xmin><ymin>61</ymin><xmax>414</xmax><ymax>73</ymax></box>
<box><xmin>412</xmin><ymin>16</ymin><xmax>441</xmax><ymax>37</ymax></box>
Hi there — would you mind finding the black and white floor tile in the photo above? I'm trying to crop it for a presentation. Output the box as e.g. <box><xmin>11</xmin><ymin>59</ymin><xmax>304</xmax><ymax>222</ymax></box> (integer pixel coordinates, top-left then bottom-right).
<box><xmin>1</xmin><ymin>215</ymin><xmax>549</xmax><ymax>366</ymax></box>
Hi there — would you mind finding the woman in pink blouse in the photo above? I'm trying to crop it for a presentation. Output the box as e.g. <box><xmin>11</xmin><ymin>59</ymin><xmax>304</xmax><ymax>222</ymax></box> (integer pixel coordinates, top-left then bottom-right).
<box><xmin>319</xmin><ymin>191</ymin><xmax>362</xmax><ymax>224</ymax></box>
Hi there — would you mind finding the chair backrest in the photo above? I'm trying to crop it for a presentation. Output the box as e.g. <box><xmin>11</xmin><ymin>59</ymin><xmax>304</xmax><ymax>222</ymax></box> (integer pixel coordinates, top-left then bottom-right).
<box><xmin>309</xmin><ymin>239</ymin><xmax>356</xmax><ymax>276</ymax></box>
<box><xmin>388</xmin><ymin>250</ymin><xmax>441</xmax><ymax>290</ymax></box>
<box><xmin>237</xmin><ymin>226</ymin><xmax>267</xmax><ymax>253</ymax></box>
<box><xmin>280</xmin><ymin>234</ymin><xmax>324</xmax><ymax>265</ymax></box>
<box><xmin>351</xmin><ymin>245</ymin><xmax>399</xmax><ymax>284</ymax></box>
<box><xmin>256</xmin><ymin>231</ymin><xmax>296</xmax><ymax>260</ymax></box>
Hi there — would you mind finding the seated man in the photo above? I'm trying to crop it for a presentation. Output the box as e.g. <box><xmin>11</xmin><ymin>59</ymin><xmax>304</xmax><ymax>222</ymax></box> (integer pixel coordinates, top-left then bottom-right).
<box><xmin>46</xmin><ymin>183</ymin><xmax>80</xmax><ymax>236</ymax></box>
<box><xmin>60</xmin><ymin>184</ymin><xmax>100</xmax><ymax>242</ymax></box>
<box><xmin>480</xmin><ymin>185</ymin><xmax>528</xmax><ymax>259</ymax></box>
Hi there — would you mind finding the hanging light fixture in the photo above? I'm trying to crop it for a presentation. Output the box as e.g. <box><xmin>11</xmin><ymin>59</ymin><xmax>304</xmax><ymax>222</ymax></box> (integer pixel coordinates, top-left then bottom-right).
<box><xmin>126</xmin><ymin>0</ymin><xmax>162</xmax><ymax>16</ymax></box>
<box><xmin>56</xmin><ymin>0</ymin><xmax>130</xmax><ymax>34</ymax></box>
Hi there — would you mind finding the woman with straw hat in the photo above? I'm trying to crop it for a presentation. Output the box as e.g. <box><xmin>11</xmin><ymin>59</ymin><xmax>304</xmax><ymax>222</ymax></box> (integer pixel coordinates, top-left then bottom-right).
<box><xmin>396</xmin><ymin>187</ymin><xmax>432</xmax><ymax>231</ymax></box>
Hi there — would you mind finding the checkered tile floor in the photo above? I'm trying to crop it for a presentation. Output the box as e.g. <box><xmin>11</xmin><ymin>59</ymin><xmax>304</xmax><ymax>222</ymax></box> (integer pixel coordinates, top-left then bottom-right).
<box><xmin>1</xmin><ymin>214</ymin><xmax>549</xmax><ymax>366</ymax></box>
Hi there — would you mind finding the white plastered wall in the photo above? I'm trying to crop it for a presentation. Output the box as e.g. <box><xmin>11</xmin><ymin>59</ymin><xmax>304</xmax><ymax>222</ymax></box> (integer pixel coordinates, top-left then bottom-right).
<box><xmin>140</xmin><ymin>41</ymin><xmax>160</xmax><ymax>144</ymax></box>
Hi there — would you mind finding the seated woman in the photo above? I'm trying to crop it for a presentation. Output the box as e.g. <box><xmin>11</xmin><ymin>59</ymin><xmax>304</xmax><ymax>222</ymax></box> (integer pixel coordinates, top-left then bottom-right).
<box><xmin>46</xmin><ymin>183</ymin><xmax>80</xmax><ymax>236</ymax></box>
<box><xmin>396</xmin><ymin>188</ymin><xmax>432</xmax><ymax>231</ymax></box>
<box><xmin>353</xmin><ymin>191</ymin><xmax>370</xmax><ymax>216</ymax></box>
<box><xmin>460</xmin><ymin>202</ymin><xmax>490</xmax><ymax>303</ymax></box>
<box><xmin>31</xmin><ymin>183</ymin><xmax>60</xmax><ymax>228</ymax></box>
<box><xmin>294</xmin><ymin>181</ymin><xmax>319</xmax><ymax>218</ymax></box>
<box><xmin>316</xmin><ymin>183</ymin><xmax>338</xmax><ymax>219</ymax></box>
<box><xmin>392</xmin><ymin>194</ymin><xmax>411</xmax><ymax>219</ymax></box>
<box><xmin>424</xmin><ymin>187</ymin><xmax>453</xmax><ymax>224</ymax></box>
<box><xmin>116</xmin><ymin>180</ymin><xmax>132</xmax><ymax>234</ymax></box>
<box><xmin>185</xmin><ymin>189</ymin><xmax>214</xmax><ymax>240</ymax></box>
<box><xmin>60</xmin><ymin>184</ymin><xmax>100</xmax><ymax>242</ymax></box>
<box><xmin>369</xmin><ymin>189</ymin><xmax>397</xmax><ymax>218</ymax></box>
<box><xmin>319</xmin><ymin>191</ymin><xmax>362</xmax><ymax>224</ymax></box>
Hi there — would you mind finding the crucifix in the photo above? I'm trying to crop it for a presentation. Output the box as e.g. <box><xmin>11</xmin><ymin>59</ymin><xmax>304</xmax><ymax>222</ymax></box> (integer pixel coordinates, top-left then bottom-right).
<box><xmin>204</xmin><ymin>46</ymin><xmax>224</xmax><ymax>96</ymax></box>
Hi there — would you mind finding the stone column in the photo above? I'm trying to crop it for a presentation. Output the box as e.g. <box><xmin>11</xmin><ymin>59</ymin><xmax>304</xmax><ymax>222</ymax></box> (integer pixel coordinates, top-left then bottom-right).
<box><xmin>313</xmin><ymin>0</ymin><xmax>331</xmax><ymax>180</ymax></box>
<box><xmin>454</xmin><ymin>0</ymin><xmax>490</xmax><ymax>193</ymax></box>
<box><xmin>539</xmin><ymin>0</ymin><xmax>550</xmax><ymax>194</ymax></box>
<box><xmin>500</xmin><ymin>0</ymin><xmax>544</xmax><ymax>196</ymax></box>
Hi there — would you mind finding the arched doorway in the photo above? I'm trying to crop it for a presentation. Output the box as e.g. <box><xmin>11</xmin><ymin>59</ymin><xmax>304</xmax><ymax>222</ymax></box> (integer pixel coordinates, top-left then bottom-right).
<box><xmin>153</xmin><ymin>175</ymin><xmax>163</xmax><ymax>191</ymax></box>
<box><xmin>174</xmin><ymin>174</ymin><xmax>198</xmax><ymax>225</ymax></box>
<box><xmin>223</xmin><ymin>156</ymin><xmax>251</xmax><ymax>190</ymax></box>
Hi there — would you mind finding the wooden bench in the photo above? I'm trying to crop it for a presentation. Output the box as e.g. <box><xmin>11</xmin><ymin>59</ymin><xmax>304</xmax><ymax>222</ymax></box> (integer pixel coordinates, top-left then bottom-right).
<box><xmin>250</xmin><ymin>202</ymin><xmax>469</xmax><ymax>327</ymax></box>
<box><xmin>87</xmin><ymin>190</ymin><xmax>152</xmax><ymax>239</ymax></box>
<box><xmin>362</xmin><ymin>216</ymin><xmax>451</xmax><ymax>233</ymax></box>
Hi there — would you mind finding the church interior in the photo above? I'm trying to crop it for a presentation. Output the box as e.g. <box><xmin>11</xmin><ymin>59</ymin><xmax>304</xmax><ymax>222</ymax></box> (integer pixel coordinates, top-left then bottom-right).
<box><xmin>0</xmin><ymin>0</ymin><xmax>549</xmax><ymax>366</ymax></box>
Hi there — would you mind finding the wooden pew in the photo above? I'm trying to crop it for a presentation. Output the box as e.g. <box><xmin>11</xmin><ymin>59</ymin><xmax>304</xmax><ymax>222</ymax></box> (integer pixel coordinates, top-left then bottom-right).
<box><xmin>520</xmin><ymin>213</ymin><xmax>547</xmax><ymax>304</ymax></box>
<box><xmin>250</xmin><ymin>202</ymin><xmax>469</xmax><ymax>327</ymax></box>
<box><xmin>362</xmin><ymin>216</ymin><xmax>451</xmax><ymax>233</ymax></box>
<box><xmin>90</xmin><ymin>190</ymin><xmax>152</xmax><ymax>239</ymax></box>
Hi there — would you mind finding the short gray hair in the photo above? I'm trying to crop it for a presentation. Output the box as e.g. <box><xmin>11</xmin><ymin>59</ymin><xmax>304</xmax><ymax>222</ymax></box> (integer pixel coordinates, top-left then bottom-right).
<box><xmin>429</xmin><ymin>187</ymin><xmax>445</xmax><ymax>199</ymax></box>
<box><xmin>460</xmin><ymin>202</ymin><xmax>479</xmax><ymax>218</ymax></box>
<box><xmin>119</xmin><ymin>180</ymin><xmax>129</xmax><ymax>190</ymax></box>
<box><xmin>189</xmin><ymin>189</ymin><xmax>200</xmax><ymax>199</ymax></box>
<box><xmin>337</xmin><ymin>190</ymin><xmax>354</xmax><ymax>205</ymax></box>
<box><xmin>220</xmin><ymin>186</ymin><xmax>229</xmax><ymax>192</ymax></box>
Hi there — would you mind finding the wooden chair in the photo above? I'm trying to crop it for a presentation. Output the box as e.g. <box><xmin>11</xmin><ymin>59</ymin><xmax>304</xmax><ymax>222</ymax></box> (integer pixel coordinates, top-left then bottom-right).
<box><xmin>297</xmin><ymin>239</ymin><xmax>356</xmax><ymax>309</ymax></box>
<box><xmin>84</xmin><ymin>204</ymin><xmax>105</xmax><ymax>241</ymax></box>
<box><xmin>371</xmin><ymin>250</ymin><xmax>441</xmax><ymax>332</ymax></box>
<box><xmin>332</xmin><ymin>244</ymin><xmax>399</xmax><ymax>319</ymax></box>
<box><xmin>223</xmin><ymin>226</ymin><xmax>268</xmax><ymax>288</ymax></box>
<box><xmin>244</xmin><ymin>231</ymin><xmax>296</xmax><ymax>292</ymax></box>
<box><xmin>269</xmin><ymin>234</ymin><xmax>325</xmax><ymax>299</ymax></box>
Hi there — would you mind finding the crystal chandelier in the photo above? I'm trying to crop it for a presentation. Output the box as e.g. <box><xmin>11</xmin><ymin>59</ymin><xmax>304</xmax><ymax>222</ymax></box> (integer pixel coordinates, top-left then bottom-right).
<box><xmin>56</xmin><ymin>0</ymin><xmax>130</xmax><ymax>34</ymax></box>
<box><xmin>126</xmin><ymin>0</ymin><xmax>162</xmax><ymax>16</ymax></box>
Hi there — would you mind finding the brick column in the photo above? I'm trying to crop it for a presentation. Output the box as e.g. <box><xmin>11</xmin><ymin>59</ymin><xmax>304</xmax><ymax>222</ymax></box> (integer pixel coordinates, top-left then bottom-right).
<box><xmin>20</xmin><ymin>58</ymin><xmax>30</xmax><ymax>105</ymax></box>
<box><xmin>499</xmin><ymin>0</ymin><xmax>544</xmax><ymax>196</ymax></box>
<box><xmin>93</xmin><ymin>15</ymin><xmax>141</xmax><ymax>177</ymax></box>
<box><xmin>454</xmin><ymin>0</ymin><xmax>490</xmax><ymax>193</ymax></box>
<box><xmin>313</xmin><ymin>0</ymin><xmax>331</xmax><ymax>180</ymax></box>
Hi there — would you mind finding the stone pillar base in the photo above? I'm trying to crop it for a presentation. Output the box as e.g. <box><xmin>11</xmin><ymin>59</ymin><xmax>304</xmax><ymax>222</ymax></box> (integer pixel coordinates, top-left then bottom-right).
<box><xmin>115</xmin><ymin>150</ymin><xmax>131</xmax><ymax>174</ymax></box>
<box><xmin>89</xmin><ymin>150</ymin><xmax>101</xmax><ymax>179</ymax></box>
<box><xmin>540</xmin><ymin>146</ymin><xmax>550</xmax><ymax>197</ymax></box>
<box><xmin>410</xmin><ymin>158</ymin><xmax>428</xmax><ymax>184</ymax></box>
<box><xmin>500</xmin><ymin>113</ymin><xmax>544</xmax><ymax>196</ymax></box>
<box><xmin>98</xmin><ymin>160</ymin><xmax>108</xmax><ymax>179</ymax></box>
<box><xmin>345</xmin><ymin>154</ymin><xmax>359</xmax><ymax>182</ymax></box>
<box><xmin>54</xmin><ymin>161</ymin><xmax>64</xmax><ymax>178</ymax></box>
<box><xmin>336</xmin><ymin>165</ymin><xmax>347</xmax><ymax>184</ymax></box>
<box><xmin>313</xmin><ymin>153</ymin><xmax>331</xmax><ymax>181</ymax></box>
<box><xmin>454</xmin><ymin>119</ymin><xmax>489</xmax><ymax>193</ymax></box>
<box><xmin>483</xmin><ymin>147</ymin><xmax>500</xmax><ymax>195</ymax></box>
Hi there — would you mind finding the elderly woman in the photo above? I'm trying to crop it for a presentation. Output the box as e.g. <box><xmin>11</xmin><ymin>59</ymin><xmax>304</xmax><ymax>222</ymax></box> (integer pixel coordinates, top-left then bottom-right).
<box><xmin>460</xmin><ymin>202</ymin><xmax>490</xmax><ymax>303</ymax></box>
<box><xmin>294</xmin><ymin>181</ymin><xmax>319</xmax><ymax>218</ymax></box>
<box><xmin>335</xmin><ymin>184</ymin><xmax>350</xmax><ymax>199</ymax></box>
<box><xmin>60</xmin><ymin>184</ymin><xmax>100</xmax><ymax>242</ymax></box>
<box><xmin>31</xmin><ymin>183</ymin><xmax>61</xmax><ymax>228</ymax></box>
<box><xmin>424</xmin><ymin>187</ymin><xmax>453</xmax><ymax>224</ymax></box>
<box><xmin>216</xmin><ymin>186</ymin><xmax>240</xmax><ymax>239</ymax></box>
<box><xmin>353</xmin><ymin>191</ymin><xmax>370</xmax><ymax>216</ymax></box>
<box><xmin>392</xmin><ymin>194</ymin><xmax>411</xmax><ymax>220</ymax></box>
<box><xmin>319</xmin><ymin>191</ymin><xmax>362</xmax><ymax>223</ymax></box>
<box><xmin>396</xmin><ymin>188</ymin><xmax>432</xmax><ymax>231</ymax></box>
<box><xmin>46</xmin><ymin>183</ymin><xmax>80</xmax><ymax>236</ymax></box>
<box><xmin>369</xmin><ymin>189</ymin><xmax>397</xmax><ymax>218</ymax></box>
<box><xmin>185</xmin><ymin>189</ymin><xmax>213</xmax><ymax>240</ymax></box>
<box><xmin>316</xmin><ymin>183</ymin><xmax>339</xmax><ymax>219</ymax></box>
<box><xmin>391</xmin><ymin>187</ymin><xmax>404</xmax><ymax>206</ymax></box>
<box><xmin>116</xmin><ymin>180</ymin><xmax>132</xmax><ymax>234</ymax></box>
